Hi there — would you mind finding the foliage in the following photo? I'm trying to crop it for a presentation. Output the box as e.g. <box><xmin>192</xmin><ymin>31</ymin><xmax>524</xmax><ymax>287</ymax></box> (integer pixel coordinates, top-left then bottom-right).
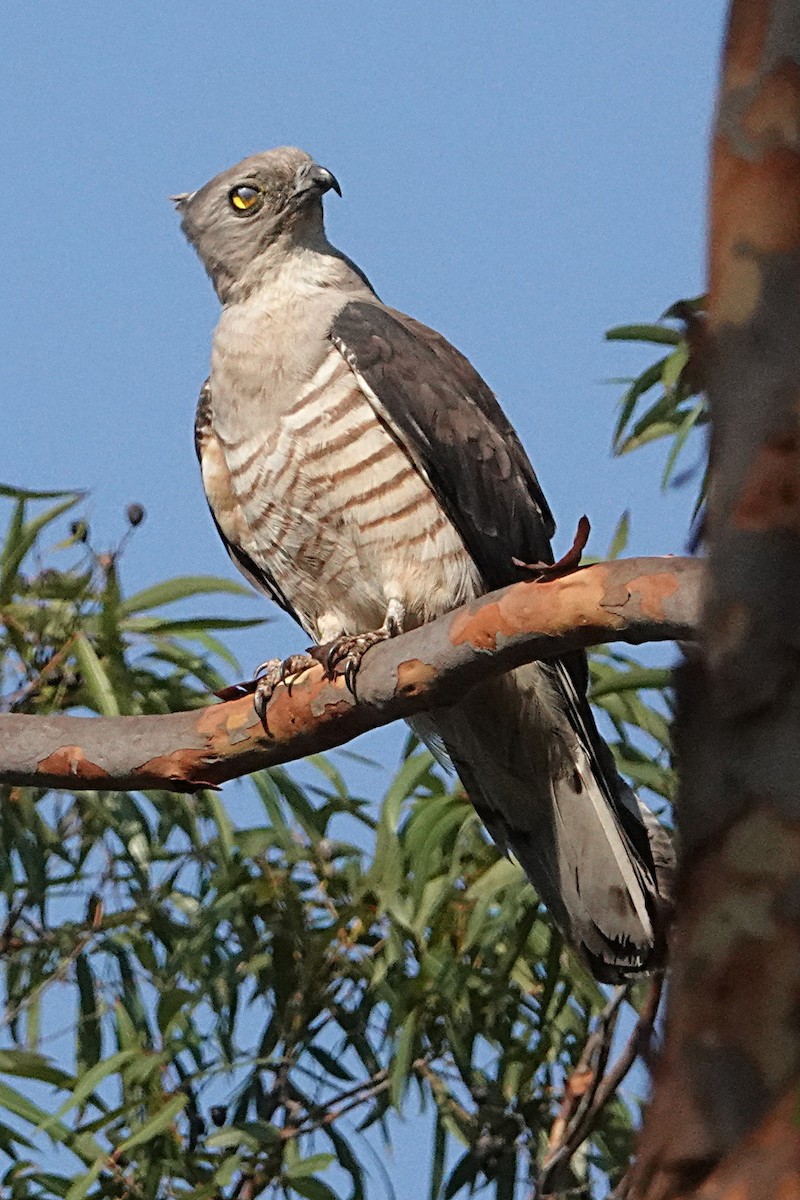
<box><xmin>0</xmin><ymin>491</ymin><xmax>659</xmax><ymax>1200</ymax></box>
<box><xmin>0</xmin><ymin>304</ymin><xmax>707</xmax><ymax>1200</ymax></box>
<box><xmin>606</xmin><ymin>297</ymin><xmax>707</xmax><ymax>515</ymax></box>
<box><xmin>0</xmin><ymin>486</ymin><xmax>258</xmax><ymax>717</ymax></box>
<box><xmin>585</xmin><ymin>299</ymin><xmax>711</xmax><ymax>814</ymax></box>
<box><xmin>589</xmin><ymin>649</ymin><xmax>674</xmax><ymax>806</ymax></box>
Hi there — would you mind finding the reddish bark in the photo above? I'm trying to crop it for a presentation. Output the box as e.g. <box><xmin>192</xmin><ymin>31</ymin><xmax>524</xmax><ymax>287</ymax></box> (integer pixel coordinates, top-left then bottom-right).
<box><xmin>632</xmin><ymin>4</ymin><xmax>800</xmax><ymax>1196</ymax></box>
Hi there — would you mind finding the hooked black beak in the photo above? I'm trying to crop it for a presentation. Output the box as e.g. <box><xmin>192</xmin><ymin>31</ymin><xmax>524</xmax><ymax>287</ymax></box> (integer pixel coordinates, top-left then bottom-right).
<box><xmin>317</xmin><ymin>167</ymin><xmax>342</xmax><ymax>197</ymax></box>
<box><xmin>293</xmin><ymin>163</ymin><xmax>342</xmax><ymax>201</ymax></box>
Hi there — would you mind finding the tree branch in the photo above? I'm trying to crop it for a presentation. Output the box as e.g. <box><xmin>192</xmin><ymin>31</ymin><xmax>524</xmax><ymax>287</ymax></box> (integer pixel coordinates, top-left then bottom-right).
<box><xmin>0</xmin><ymin>556</ymin><xmax>700</xmax><ymax>794</ymax></box>
<box><xmin>540</xmin><ymin>976</ymin><xmax>664</xmax><ymax>1197</ymax></box>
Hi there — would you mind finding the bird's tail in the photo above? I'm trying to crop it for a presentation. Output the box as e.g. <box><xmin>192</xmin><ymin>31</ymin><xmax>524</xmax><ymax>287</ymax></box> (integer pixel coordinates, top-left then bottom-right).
<box><xmin>411</xmin><ymin>656</ymin><xmax>674</xmax><ymax>981</ymax></box>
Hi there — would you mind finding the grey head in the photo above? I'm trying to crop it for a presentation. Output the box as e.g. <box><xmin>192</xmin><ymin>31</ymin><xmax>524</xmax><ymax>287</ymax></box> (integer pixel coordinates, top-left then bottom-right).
<box><xmin>173</xmin><ymin>146</ymin><xmax>341</xmax><ymax>302</ymax></box>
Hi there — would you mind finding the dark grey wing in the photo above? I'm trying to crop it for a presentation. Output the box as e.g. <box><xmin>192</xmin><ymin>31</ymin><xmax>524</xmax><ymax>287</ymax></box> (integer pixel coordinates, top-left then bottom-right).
<box><xmin>329</xmin><ymin>304</ymin><xmax>666</xmax><ymax>911</ymax></box>
<box><xmin>329</xmin><ymin>301</ymin><xmax>555</xmax><ymax>590</ymax></box>
<box><xmin>329</xmin><ymin>298</ymin><xmax>589</xmax><ymax>691</ymax></box>
<box><xmin>194</xmin><ymin>380</ymin><xmax>301</xmax><ymax>625</ymax></box>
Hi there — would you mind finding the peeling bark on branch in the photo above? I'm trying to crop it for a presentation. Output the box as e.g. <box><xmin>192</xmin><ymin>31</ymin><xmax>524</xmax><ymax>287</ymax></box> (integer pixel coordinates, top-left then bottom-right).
<box><xmin>0</xmin><ymin>556</ymin><xmax>699</xmax><ymax>794</ymax></box>
<box><xmin>633</xmin><ymin>4</ymin><xmax>800</xmax><ymax>1197</ymax></box>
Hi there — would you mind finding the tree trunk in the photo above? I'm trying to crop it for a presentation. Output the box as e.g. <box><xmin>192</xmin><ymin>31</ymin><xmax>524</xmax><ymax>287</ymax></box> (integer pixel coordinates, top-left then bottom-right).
<box><xmin>632</xmin><ymin>3</ymin><xmax>800</xmax><ymax>1195</ymax></box>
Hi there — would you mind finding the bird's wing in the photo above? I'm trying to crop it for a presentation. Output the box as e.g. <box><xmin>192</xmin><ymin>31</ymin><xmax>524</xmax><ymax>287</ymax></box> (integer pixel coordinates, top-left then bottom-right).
<box><xmin>329</xmin><ymin>301</ymin><xmax>555</xmax><ymax>590</ymax></box>
<box><xmin>194</xmin><ymin>379</ymin><xmax>302</xmax><ymax>624</ymax></box>
<box><xmin>329</xmin><ymin>300</ymin><xmax>598</xmax><ymax>731</ymax></box>
<box><xmin>328</xmin><ymin>302</ymin><xmax>674</xmax><ymax>977</ymax></box>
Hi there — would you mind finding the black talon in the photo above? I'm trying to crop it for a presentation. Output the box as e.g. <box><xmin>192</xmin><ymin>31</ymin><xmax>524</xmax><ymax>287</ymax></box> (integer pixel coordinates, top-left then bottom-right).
<box><xmin>279</xmin><ymin>658</ymin><xmax>299</xmax><ymax>692</ymax></box>
<box><xmin>249</xmin><ymin>652</ymin><xmax>318</xmax><ymax>728</ymax></box>
<box><xmin>254</xmin><ymin>681</ymin><xmax>271</xmax><ymax>725</ymax></box>
<box><xmin>345</xmin><ymin>659</ymin><xmax>359</xmax><ymax>697</ymax></box>
<box><xmin>325</xmin><ymin>644</ymin><xmax>339</xmax><ymax>676</ymax></box>
<box><xmin>312</xmin><ymin>623</ymin><xmax>402</xmax><ymax>695</ymax></box>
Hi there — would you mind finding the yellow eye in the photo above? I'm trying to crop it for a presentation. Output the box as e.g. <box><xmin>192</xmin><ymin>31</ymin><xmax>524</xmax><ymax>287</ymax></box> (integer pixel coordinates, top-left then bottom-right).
<box><xmin>229</xmin><ymin>185</ymin><xmax>262</xmax><ymax>214</ymax></box>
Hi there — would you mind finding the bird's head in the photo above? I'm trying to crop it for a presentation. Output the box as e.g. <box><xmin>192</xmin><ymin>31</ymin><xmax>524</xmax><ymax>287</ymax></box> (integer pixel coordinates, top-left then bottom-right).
<box><xmin>173</xmin><ymin>146</ymin><xmax>341</xmax><ymax>301</ymax></box>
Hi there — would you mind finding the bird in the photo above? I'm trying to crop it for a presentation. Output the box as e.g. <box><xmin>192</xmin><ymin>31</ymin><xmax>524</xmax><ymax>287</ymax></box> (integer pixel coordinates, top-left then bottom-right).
<box><xmin>175</xmin><ymin>146</ymin><xmax>674</xmax><ymax>981</ymax></box>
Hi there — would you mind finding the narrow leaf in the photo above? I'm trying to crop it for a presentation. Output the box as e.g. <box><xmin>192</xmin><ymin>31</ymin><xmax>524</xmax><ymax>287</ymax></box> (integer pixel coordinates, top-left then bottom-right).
<box><xmin>43</xmin><ymin>1050</ymin><xmax>138</xmax><ymax>1127</ymax></box>
<box><xmin>114</xmin><ymin>1092</ymin><xmax>187</xmax><ymax>1155</ymax></box>
<box><xmin>119</xmin><ymin>575</ymin><xmax>254</xmax><ymax>615</ymax></box>
<box><xmin>73</xmin><ymin>633</ymin><xmax>120</xmax><ymax>715</ymax></box>
<box><xmin>0</xmin><ymin>1049</ymin><xmax>74</xmax><ymax>1089</ymax></box>
<box><xmin>285</xmin><ymin>1152</ymin><xmax>336</xmax><ymax>1180</ymax></box>
<box><xmin>75</xmin><ymin>954</ymin><xmax>102</xmax><ymax>1069</ymax></box>
<box><xmin>605</xmin><ymin>324</ymin><xmax>682</xmax><ymax>345</ymax></box>
<box><xmin>289</xmin><ymin>1179</ymin><xmax>339</xmax><ymax>1200</ymax></box>
<box><xmin>607</xmin><ymin>511</ymin><xmax>630</xmax><ymax>560</ymax></box>
<box><xmin>0</xmin><ymin>483</ymin><xmax>84</xmax><ymax>500</ymax></box>
<box><xmin>390</xmin><ymin>1011</ymin><xmax>418</xmax><ymax>1109</ymax></box>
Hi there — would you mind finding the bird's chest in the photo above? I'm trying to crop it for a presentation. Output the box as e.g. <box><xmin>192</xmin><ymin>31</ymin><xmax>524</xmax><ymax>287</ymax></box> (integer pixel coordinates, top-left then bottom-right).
<box><xmin>213</xmin><ymin>345</ymin><xmax>478</xmax><ymax>634</ymax></box>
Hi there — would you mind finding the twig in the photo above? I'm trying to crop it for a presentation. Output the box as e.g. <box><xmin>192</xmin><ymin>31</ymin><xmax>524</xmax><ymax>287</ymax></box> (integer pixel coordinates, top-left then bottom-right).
<box><xmin>586</xmin><ymin>975</ymin><xmax>663</xmax><ymax>1127</ymax></box>
<box><xmin>538</xmin><ymin>976</ymin><xmax>664</xmax><ymax>1196</ymax></box>
<box><xmin>0</xmin><ymin>635</ymin><xmax>77</xmax><ymax>713</ymax></box>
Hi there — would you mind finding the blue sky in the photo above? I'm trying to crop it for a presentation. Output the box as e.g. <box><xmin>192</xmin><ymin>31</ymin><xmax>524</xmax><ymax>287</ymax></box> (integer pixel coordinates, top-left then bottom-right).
<box><xmin>1</xmin><ymin>3</ymin><xmax>726</xmax><ymax>1193</ymax></box>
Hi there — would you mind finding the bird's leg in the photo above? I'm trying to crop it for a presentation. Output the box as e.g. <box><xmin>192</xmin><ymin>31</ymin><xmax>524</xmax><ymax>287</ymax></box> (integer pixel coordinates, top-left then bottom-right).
<box><xmin>311</xmin><ymin>598</ymin><xmax>406</xmax><ymax>697</ymax></box>
<box><xmin>252</xmin><ymin>652</ymin><xmax>319</xmax><ymax>722</ymax></box>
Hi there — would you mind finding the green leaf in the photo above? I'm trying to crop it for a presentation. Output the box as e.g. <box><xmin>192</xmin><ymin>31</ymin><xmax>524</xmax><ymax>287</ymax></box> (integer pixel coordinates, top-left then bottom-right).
<box><xmin>123</xmin><ymin>614</ymin><xmax>265</xmax><ymax>635</ymax></box>
<box><xmin>65</xmin><ymin>1158</ymin><xmax>105</xmax><ymax>1200</ymax></box>
<box><xmin>0</xmin><ymin>1078</ymin><xmax>53</xmax><ymax>1127</ymax></box>
<box><xmin>605</xmin><ymin>323</ymin><xmax>682</xmax><ymax>345</ymax></box>
<box><xmin>17</xmin><ymin>1173</ymin><xmax>73</xmax><ymax>1198</ymax></box>
<box><xmin>0</xmin><ymin>495</ymin><xmax>80</xmax><ymax>601</ymax></box>
<box><xmin>607</xmin><ymin>510</ymin><xmax>630</xmax><ymax>559</ymax></box>
<box><xmin>612</xmin><ymin>357</ymin><xmax>668</xmax><ymax>451</ymax></box>
<box><xmin>289</xmin><ymin>1178</ymin><xmax>339</xmax><ymax>1200</ymax></box>
<box><xmin>661</xmin><ymin>396</ymin><xmax>707</xmax><ymax>490</ymax></box>
<box><xmin>119</xmin><ymin>574</ymin><xmax>254</xmax><ymax>615</ymax></box>
<box><xmin>285</xmin><ymin>1152</ymin><xmax>336</xmax><ymax>1180</ymax></box>
<box><xmin>465</xmin><ymin>856</ymin><xmax>521</xmax><ymax>903</ymax></box>
<box><xmin>205</xmin><ymin>1127</ymin><xmax>260</xmax><ymax>1151</ymax></box>
<box><xmin>0</xmin><ymin>483</ymin><xmax>84</xmax><ymax>500</ymax></box>
<box><xmin>443</xmin><ymin>1150</ymin><xmax>479</xmax><ymax>1199</ymax></box>
<box><xmin>661</xmin><ymin>344</ymin><xmax>688</xmax><ymax>389</ymax></box>
<box><xmin>494</xmin><ymin>1150</ymin><xmax>518</xmax><ymax>1200</ymax></box>
<box><xmin>233</xmin><ymin>1119</ymin><xmax>282</xmax><ymax>1147</ymax></box>
<box><xmin>365</xmin><ymin>751</ymin><xmax>438</xmax><ymax>904</ymax></box>
<box><xmin>75</xmin><ymin>953</ymin><xmax>102</xmax><ymax>1069</ymax></box>
<box><xmin>326</xmin><ymin>1125</ymin><xmax>366</xmax><ymax>1200</ymax></box>
<box><xmin>206</xmin><ymin>789</ymin><xmax>235</xmax><ymax>859</ymax></box>
<box><xmin>157</xmin><ymin>988</ymin><xmax>195</xmax><ymax>1033</ymax></box>
<box><xmin>268</xmin><ymin>765</ymin><xmax>330</xmax><ymax>841</ymax></box>
<box><xmin>43</xmin><ymin>1050</ymin><xmax>138</xmax><ymax>1127</ymax></box>
<box><xmin>114</xmin><ymin>1092</ymin><xmax>187</xmax><ymax>1155</ymax></box>
<box><xmin>589</xmin><ymin>666</ymin><xmax>672</xmax><ymax>699</ymax></box>
<box><xmin>617</xmin><ymin>419</ymin><xmax>682</xmax><ymax>456</ymax></box>
<box><xmin>430</xmin><ymin>1114</ymin><xmax>446</xmax><ymax>1200</ymax></box>
<box><xmin>0</xmin><ymin>1081</ymin><xmax>101</xmax><ymax>1163</ymax></box>
<box><xmin>306</xmin><ymin>1043</ymin><xmax>356</xmax><ymax>1083</ymax></box>
<box><xmin>73</xmin><ymin>632</ymin><xmax>120</xmax><ymax>715</ymax></box>
<box><xmin>0</xmin><ymin>1117</ymin><xmax>36</xmax><ymax>1152</ymax></box>
<box><xmin>0</xmin><ymin>1049</ymin><xmax>74</xmax><ymax>1090</ymax></box>
<box><xmin>390</xmin><ymin>1011</ymin><xmax>418</xmax><ymax>1109</ymax></box>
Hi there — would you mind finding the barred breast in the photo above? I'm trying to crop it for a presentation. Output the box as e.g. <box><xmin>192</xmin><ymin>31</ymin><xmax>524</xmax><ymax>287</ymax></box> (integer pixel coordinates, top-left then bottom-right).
<box><xmin>217</xmin><ymin>346</ymin><xmax>481</xmax><ymax>641</ymax></box>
